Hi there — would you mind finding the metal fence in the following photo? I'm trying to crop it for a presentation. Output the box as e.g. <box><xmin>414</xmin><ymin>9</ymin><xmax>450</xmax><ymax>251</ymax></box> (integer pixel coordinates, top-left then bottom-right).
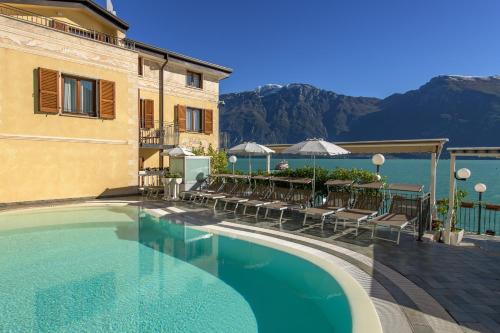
<box><xmin>0</xmin><ymin>4</ymin><xmax>135</xmax><ymax>50</ymax></box>
<box><xmin>438</xmin><ymin>201</ymin><xmax>500</xmax><ymax>235</ymax></box>
<box><xmin>139</xmin><ymin>121</ymin><xmax>179</xmax><ymax>147</ymax></box>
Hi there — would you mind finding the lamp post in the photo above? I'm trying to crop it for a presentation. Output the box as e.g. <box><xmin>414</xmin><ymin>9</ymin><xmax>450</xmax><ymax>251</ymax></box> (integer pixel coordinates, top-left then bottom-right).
<box><xmin>455</xmin><ymin>168</ymin><xmax>471</xmax><ymax>181</ymax></box>
<box><xmin>474</xmin><ymin>183</ymin><xmax>487</xmax><ymax>235</ymax></box>
<box><xmin>228</xmin><ymin>155</ymin><xmax>237</xmax><ymax>175</ymax></box>
<box><xmin>371</xmin><ymin>154</ymin><xmax>385</xmax><ymax>181</ymax></box>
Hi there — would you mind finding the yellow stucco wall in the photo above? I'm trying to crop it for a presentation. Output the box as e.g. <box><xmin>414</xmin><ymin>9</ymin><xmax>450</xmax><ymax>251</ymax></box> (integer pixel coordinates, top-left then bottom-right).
<box><xmin>0</xmin><ymin>15</ymin><xmax>138</xmax><ymax>203</ymax></box>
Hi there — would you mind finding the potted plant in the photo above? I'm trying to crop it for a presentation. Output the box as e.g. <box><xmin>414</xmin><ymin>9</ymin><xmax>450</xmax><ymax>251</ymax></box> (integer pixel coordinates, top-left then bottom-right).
<box><xmin>439</xmin><ymin>190</ymin><xmax>467</xmax><ymax>245</ymax></box>
<box><xmin>431</xmin><ymin>219</ymin><xmax>443</xmax><ymax>242</ymax></box>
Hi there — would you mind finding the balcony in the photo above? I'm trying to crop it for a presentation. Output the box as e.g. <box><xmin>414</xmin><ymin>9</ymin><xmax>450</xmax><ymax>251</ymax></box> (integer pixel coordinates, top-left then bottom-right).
<box><xmin>140</xmin><ymin>121</ymin><xmax>179</xmax><ymax>149</ymax></box>
<box><xmin>0</xmin><ymin>4</ymin><xmax>135</xmax><ymax>50</ymax></box>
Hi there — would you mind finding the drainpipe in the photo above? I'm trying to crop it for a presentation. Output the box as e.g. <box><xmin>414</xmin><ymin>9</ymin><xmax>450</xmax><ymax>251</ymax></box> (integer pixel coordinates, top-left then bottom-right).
<box><xmin>159</xmin><ymin>54</ymin><xmax>169</xmax><ymax>168</ymax></box>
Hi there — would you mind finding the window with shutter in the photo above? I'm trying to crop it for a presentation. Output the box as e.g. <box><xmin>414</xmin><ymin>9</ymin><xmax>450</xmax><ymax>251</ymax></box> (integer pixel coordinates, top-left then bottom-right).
<box><xmin>175</xmin><ymin>105</ymin><xmax>186</xmax><ymax>132</ymax></box>
<box><xmin>140</xmin><ymin>99</ymin><xmax>154</xmax><ymax>129</ymax></box>
<box><xmin>99</xmin><ymin>80</ymin><xmax>115</xmax><ymax>119</ymax></box>
<box><xmin>38</xmin><ymin>68</ymin><xmax>59</xmax><ymax>114</ymax></box>
<box><xmin>203</xmin><ymin>109</ymin><xmax>213</xmax><ymax>134</ymax></box>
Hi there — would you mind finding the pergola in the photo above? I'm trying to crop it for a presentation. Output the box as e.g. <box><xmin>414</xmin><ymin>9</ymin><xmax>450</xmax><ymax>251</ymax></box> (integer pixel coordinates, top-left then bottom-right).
<box><xmin>267</xmin><ymin>138</ymin><xmax>449</xmax><ymax>219</ymax></box>
<box><xmin>445</xmin><ymin>147</ymin><xmax>500</xmax><ymax>242</ymax></box>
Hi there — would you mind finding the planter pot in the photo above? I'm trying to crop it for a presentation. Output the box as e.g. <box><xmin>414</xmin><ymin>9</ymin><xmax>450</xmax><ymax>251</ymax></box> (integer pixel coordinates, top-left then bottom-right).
<box><xmin>432</xmin><ymin>230</ymin><xmax>442</xmax><ymax>242</ymax></box>
<box><xmin>175</xmin><ymin>178</ymin><xmax>183</xmax><ymax>185</ymax></box>
<box><xmin>443</xmin><ymin>229</ymin><xmax>465</xmax><ymax>246</ymax></box>
<box><xmin>162</xmin><ymin>177</ymin><xmax>174</xmax><ymax>184</ymax></box>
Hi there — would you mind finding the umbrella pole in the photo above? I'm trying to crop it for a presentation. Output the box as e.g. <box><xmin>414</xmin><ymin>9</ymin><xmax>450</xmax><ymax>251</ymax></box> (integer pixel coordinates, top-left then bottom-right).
<box><xmin>313</xmin><ymin>155</ymin><xmax>316</xmax><ymax>200</ymax></box>
<box><xmin>249</xmin><ymin>154</ymin><xmax>252</xmax><ymax>176</ymax></box>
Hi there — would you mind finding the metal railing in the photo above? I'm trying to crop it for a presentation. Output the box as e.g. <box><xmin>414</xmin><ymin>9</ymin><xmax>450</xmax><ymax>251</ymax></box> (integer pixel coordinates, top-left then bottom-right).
<box><xmin>0</xmin><ymin>4</ymin><xmax>135</xmax><ymax>50</ymax></box>
<box><xmin>139</xmin><ymin>121</ymin><xmax>179</xmax><ymax>147</ymax></box>
<box><xmin>438</xmin><ymin>201</ymin><xmax>500</xmax><ymax>235</ymax></box>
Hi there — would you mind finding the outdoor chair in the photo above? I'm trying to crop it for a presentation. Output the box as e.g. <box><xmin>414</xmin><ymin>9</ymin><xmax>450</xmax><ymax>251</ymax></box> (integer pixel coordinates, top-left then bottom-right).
<box><xmin>180</xmin><ymin>176</ymin><xmax>223</xmax><ymax>201</ymax></box>
<box><xmin>240</xmin><ymin>180</ymin><xmax>288</xmax><ymax>217</ymax></box>
<box><xmin>334</xmin><ymin>182</ymin><xmax>384</xmax><ymax>236</ymax></box>
<box><xmin>217</xmin><ymin>177</ymin><xmax>254</xmax><ymax>213</ymax></box>
<box><xmin>371</xmin><ymin>195</ymin><xmax>420</xmax><ymax>244</ymax></box>
<box><xmin>301</xmin><ymin>180</ymin><xmax>353</xmax><ymax>229</ymax></box>
<box><xmin>263</xmin><ymin>178</ymin><xmax>313</xmax><ymax>226</ymax></box>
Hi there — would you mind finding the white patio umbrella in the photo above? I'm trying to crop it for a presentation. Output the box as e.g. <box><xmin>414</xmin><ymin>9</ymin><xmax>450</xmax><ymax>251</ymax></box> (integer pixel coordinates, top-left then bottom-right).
<box><xmin>228</xmin><ymin>142</ymin><xmax>275</xmax><ymax>175</ymax></box>
<box><xmin>282</xmin><ymin>138</ymin><xmax>350</xmax><ymax>194</ymax></box>
<box><xmin>162</xmin><ymin>147</ymin><xmax>195</xmax><ymax>157</ymax></box>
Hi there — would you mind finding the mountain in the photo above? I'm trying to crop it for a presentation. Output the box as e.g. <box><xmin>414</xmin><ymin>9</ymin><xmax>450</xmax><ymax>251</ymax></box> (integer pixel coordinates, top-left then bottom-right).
<box><xmin>219</xmin><ymin>76</ymin><xmax>500</xmax><ymax>147</ymax></box>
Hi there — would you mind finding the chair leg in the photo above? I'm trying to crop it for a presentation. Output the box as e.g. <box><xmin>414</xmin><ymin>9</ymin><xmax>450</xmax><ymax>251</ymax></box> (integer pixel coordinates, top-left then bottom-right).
<box><xmin>213</xmin><ymin>199</ymin><xmax>218</xmax><ymax>209</ymax></box>
<box><xmin>264</xmin><ymin>208</ymin><xmax>269</xmax><ymax>219</ymax></box>
<box><xmin>255</xmin><ymin>206</ymin><xmax>260</xmax><ymax>218</ymax></box>
<box><xmin>397</xmin><ymin>228</ymin><xmax>401</xmax><ymax>245</ymax></box>
<box><xmin>371</xmin><ymin>223</ymin><xmax>376</xmax><ymax>239</ymax></box>
<box><xmin>278</xmin><ymin>210</ymin><xmax>284</xmax><ymax>226</ymax></box>
<box><xmin>355</xmin><ymin>221</ymin><xmax>359</xmax><ymax>237</ymax></box>
<box><xmin>243</xmin><ymin>205</ymin><xmax>248</xmax><ymax>215</ymax></box>
<box><xmin>302</xmin><ymin>213</ymin><xmax>308</xmax><ymax>226</ymax></box>
<box><xmin>334</xmin><ymin>218</ymin><xmax>338</xmax><ymax>232</ymax></box>
<box><xmin>234</xmin><ymin>203</ymin><xmax>239</xmax><ymax>213</ymax></box>
<box><xmin>321</xmin><ymin>215</ymin><xmax>326</xmax><ymax>230</ymax></box>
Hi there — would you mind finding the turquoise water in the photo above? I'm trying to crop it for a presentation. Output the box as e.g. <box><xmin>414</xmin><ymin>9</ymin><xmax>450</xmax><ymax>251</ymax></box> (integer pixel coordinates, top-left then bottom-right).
<box><xmin>0</xmin><ymin>206</ymin><xmax>352</xmax><ymax>333</ymax></box>
<box><xmin>234</xmin><ymin>158</ymin><xmax>500</xmax><ymax>202</ymax></box>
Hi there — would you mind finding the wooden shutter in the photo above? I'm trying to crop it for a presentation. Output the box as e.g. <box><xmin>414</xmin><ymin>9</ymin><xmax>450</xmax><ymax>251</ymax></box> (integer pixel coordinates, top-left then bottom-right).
<box><xmin>203</xmin><ymin>109</ymin><xmax>213</xmax><ymax>134</ymax></box>
<box><xmin>175</xmin><ymin>105</ymin><xmax>186</xmax><ymax>132</ymax></box>
<box><xmin>99</xmin><ymin>80</ymin><xmax>115</xmax><ymax>119</ymax></box>
<box><xmin>143</xmin><ymin>99</ymin><xmax>154</xmax><ymax>129</ymax></box>
<box><xmin>38</xmin><ymin>68</ymin><xmax>59</xmax><ymax>114</ymax></box>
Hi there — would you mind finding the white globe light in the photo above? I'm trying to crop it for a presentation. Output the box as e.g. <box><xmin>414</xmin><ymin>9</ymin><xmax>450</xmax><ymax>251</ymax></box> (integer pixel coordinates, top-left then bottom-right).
<box><xmin>229</xmin><ymin>155</ymin><xmax>238</xmax><ymax>164</ymax></box>
<box><xmin>371</xmin><ymin>154</ymin><xmax>385</xmax><ymax>166</ymax></box>
<box><xmin>456</xmin><ymin>168</ymin><xmax>471</xmax><ymax>180</ymax></box>
<box><xmin>474</xmin><ymin>183</ymin><xmax>487</xmax><ymax>193</ymax></box>
<box><xmin>375</xmin><ymin>174</ymin><xmax>382</xmax><ymax>181</ymax></box>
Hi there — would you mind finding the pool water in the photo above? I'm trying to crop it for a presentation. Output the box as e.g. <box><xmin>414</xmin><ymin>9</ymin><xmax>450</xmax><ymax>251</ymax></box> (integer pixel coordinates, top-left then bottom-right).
<box><xmin>0</xmin><ymin>206</ymin><xmax>352</xmax><ymax>333</ymax></box>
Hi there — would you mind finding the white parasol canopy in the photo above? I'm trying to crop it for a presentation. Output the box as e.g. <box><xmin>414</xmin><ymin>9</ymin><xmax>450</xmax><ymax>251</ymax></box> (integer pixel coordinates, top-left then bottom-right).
<box><xmin>162</xmin><ymin>147</ymin><xmax>195</xmax><ymax>157</ymax></box>
<box><xmin>282</xmin><ymin>138</ymin><xmax>350</xmax><ymax>194</ymax></box>
<box><xmin>228</xmin><ymin>142</ymin><xmax>275</xmax><ymax>175</ymax></box>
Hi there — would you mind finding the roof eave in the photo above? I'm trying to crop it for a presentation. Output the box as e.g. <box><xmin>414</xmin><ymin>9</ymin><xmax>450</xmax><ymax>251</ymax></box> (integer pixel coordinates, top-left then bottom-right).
<box><xmin>134</xmin><ymin>40</ymin><xmax>233</xmax><ymax>75</ymax></box>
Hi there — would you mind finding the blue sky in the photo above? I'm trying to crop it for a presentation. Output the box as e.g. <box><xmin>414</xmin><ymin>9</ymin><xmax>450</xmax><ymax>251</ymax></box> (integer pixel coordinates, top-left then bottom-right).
<box><xmin>107</xmin><ymin>0</ymin><xmax>500</xmax><ymax>97</ymax></box>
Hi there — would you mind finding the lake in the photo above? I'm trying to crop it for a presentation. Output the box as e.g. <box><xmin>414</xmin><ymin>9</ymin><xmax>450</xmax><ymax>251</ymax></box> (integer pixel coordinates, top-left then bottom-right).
<box><xmin>232</xmin><ymin>158</ymin><xmax>500</xmax><ymax>203</ymax></box>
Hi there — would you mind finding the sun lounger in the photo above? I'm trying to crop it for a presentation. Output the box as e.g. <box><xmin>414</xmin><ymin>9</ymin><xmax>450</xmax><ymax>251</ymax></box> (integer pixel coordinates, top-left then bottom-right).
<box><xmin>301</xmin><ymin>180</ymin><xmax>353</xmax><ymax>229</ymax></box>
<box><xmin>264</xmin><ymin>178</ymin><xmax>313</xmax><ymax>225</ymax></box>
<box><xmin>334</xmin><ymin>182</ymin><xmax>384</xmax><ymax>236</ymax></box>
<box><xmin>371</xmin><ymin>195</ymin><xmax>420</xmax><ymax>244</ymax></box>
<box><xmin>180</xmin><ymin>175</ymin><xmax>224</xmax><ymax>201</ymax></box>
<box><xmin>239</xmin><ymin>177</ymin><xmax>290</xmax><ymax>216</ymax></box>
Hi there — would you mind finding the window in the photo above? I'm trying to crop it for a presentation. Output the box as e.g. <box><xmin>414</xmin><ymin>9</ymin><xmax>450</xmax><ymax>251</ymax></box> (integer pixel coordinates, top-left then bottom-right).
<box><xmin>186</xmin><ymin>107</ymin><xmax>202</xmax><ymax>132</ymax></box>
<box><xmin>138</xmin><ymin>57</ymin><xmax>144</xmax><ymax>76</ymax></box>
<box><xmin>62</xmin><ymin>75</ymin><xmax>96</xmax><ymax>116</ymax></box>
<box><xmin>186</xmin><ymin>71</ymin><xmax>202</xmax><ymax>88</ymax></box>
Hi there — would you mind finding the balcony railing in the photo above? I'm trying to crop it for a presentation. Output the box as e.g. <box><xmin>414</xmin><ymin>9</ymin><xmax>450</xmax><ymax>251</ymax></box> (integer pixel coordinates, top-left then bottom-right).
<box><xmin>438</xmin><ymin>200</ymin><xmax>500</xmax><ymax>235</ymax></box>
<box><xmin>140</xmin><ymin>121</ymin><xmax>179</xmax><ymax>148</ymax></box>
<box><xmin>0</xmin><ymin>4</ymin><xmax>135</xmax><ymax>50</ymax></box>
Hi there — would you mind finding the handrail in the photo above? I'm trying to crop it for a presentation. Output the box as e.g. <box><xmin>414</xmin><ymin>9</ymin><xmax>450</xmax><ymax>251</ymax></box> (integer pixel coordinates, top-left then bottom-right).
<box><xmin>0</xmin><ymin>3</ymin><xmax>135</xmax><ymax>50</ymax></box>
<box><xmin>139</xmin><ymin>121</ymin><xmax>179</xmax><ymax>147</ymax></box>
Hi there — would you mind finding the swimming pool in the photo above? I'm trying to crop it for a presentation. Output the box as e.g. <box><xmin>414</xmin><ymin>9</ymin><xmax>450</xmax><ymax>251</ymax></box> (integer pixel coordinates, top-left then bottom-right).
<box><xmin>0</xmin><ymin>205</ymin><xmax>378</xmax><ymax>332</ymax></box>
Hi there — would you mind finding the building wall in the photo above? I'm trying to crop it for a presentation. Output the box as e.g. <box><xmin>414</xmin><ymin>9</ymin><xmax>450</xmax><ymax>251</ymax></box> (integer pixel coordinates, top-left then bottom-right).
<box><xmin>138</xmin><ymin>56</ymin><xmax>222</xmax><ymax>169</ymax></box>
<box><xmin>0</xmin><ymin>15</ymin><xmax>138</xmax><ymax>203</ymax></box>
